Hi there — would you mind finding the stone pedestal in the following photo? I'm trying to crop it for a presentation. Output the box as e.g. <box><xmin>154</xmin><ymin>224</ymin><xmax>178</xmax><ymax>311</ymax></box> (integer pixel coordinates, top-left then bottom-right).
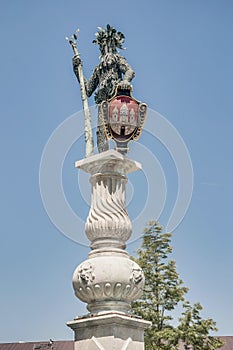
<box><xmin>67</xmin><ymin>312</ymin><xmax>151</xmax><ymax>350</ymax></box>
<box><xmin>68</xmin><ymin>150</ymin><xmax>151</xmax><ymax>348</ymax></box>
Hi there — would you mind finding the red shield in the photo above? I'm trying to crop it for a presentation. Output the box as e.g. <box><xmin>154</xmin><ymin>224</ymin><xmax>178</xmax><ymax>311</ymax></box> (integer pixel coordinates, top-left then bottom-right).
<box><xmin>109</xmin><ymin>95</ymin><xmax>139</xmax><ymax>140</ymax></box>
<box><xmin>101</xmin><ymin>88</ymin><xmax>147</xmax><ymax>153</ymax></box>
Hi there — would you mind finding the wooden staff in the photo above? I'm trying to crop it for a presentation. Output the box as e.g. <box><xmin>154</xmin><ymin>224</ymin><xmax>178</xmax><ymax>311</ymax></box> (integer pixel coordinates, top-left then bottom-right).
<box><xmin>66</xmin><ymin>29</ymin><xmax>94</xmax><ymax>157</ymax></box>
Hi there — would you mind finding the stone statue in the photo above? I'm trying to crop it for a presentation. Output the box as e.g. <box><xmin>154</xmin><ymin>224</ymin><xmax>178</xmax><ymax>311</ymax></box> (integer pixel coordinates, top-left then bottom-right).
<box><xmin>67</xmin><ymin>26</ymin><xmax>151</xmax><ymax>349</ymax></box>
<box><xmin>72</xmin><ymin>24</ymin><xmax>135</xmax><ymax>153</ymax></box>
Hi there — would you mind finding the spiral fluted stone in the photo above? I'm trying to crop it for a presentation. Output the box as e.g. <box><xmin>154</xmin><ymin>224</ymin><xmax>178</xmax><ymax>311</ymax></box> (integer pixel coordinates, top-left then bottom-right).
<box><xmin>75</xmin><ymin>150</ymin><xmax>141</xmax><ymax>250</ymax></box>
<box><xmin>85</xmin><ymin>173</ymin><xmax>132</xmax><ymax>249</ymax></box>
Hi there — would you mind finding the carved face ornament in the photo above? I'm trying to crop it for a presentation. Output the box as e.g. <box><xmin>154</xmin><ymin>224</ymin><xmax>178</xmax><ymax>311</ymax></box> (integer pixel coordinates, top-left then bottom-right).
<box><xmin>78</xmin><ymin>263</ymin><xmax>95</xmax><ymax>283</ymax></box>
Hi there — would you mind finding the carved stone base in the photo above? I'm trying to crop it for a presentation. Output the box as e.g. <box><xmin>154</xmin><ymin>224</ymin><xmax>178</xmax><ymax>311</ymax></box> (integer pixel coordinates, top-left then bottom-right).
<box><xmin>72</xmin><ymin>249</ymin><xmax>144</xmax><ymax>313</ymax></box>
<box><xmin>67</xmin><ymin>312</ymin><xmax>151</xmax><ymax>350</ymax></box>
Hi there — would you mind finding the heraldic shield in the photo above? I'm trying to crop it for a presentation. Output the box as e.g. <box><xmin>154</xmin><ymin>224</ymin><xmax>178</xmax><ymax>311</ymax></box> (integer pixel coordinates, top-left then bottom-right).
<box><xmin>101</xmin><ymin>86</ymin><xmax>147</xmax><ymax>154</ymax></box>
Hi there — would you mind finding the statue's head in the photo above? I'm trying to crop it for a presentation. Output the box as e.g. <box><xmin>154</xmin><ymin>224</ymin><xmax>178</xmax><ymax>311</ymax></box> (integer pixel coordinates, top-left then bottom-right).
<box><xmin>93</xmin><ymin>24</ymin><xmax>125</xmax><ymax>56</ymax></box>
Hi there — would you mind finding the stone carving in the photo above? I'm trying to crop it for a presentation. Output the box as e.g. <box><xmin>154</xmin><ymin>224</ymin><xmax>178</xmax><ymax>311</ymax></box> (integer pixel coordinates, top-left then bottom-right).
<box><xmin>85</xmin><ymin>173</ymin><xmax>132</xmax><ymax>248</ymax></box>
<box><xmin>76</xmin><ymin>281</ymin><xmax>141</xmax><ymax>303</ymax></box>
<box><xmin>72</xmin><ymin>153</ymin><xmax>146</xmax><ymax>315</ymax></box>
<box><xmin>72</xmin><ymin>254</ymin><xmax>144</xmax><ymax>313</ymax></box>
<box><xmin>77</xmin><ymin>262</ymin><xmax>95</xmax><ymax>284</ymax></box>
<box><xmin>130</xmin><ymin>266</ymin><xmax>143</xmax><ymax>285</ymax></box>
<box><xmin>71</xmin><ymin>151</ymin><xmax>146</xmax><ymax>318</ymax></box>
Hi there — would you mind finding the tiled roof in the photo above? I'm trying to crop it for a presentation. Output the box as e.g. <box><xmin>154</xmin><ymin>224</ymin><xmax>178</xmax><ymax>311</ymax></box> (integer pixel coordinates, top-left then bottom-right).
<box><xmin>218</xmin><ymin>337</ymin><xmax>233</xmax><ymax>350</ymax></box>
<box><xmin>0</xmin><ymin>337</ymin><xmax>232</xmax><ymax>350</ymax></box>
<box><xmin>178</xmin><ymin>337</ymin><xmax>233</xmax><ymax>350</ymax></box>
<box><xmin>0</xmin><ymin>341</ymin><xmax>73</xmax><ymax>350</ymax></box>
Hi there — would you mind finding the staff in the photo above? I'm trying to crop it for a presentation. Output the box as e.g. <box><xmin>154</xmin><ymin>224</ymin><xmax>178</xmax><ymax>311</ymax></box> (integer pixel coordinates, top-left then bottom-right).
<box><xmin>66</xmin><ymin>29</ymin><xmax>94</xmax><ymax>157</ymax></box>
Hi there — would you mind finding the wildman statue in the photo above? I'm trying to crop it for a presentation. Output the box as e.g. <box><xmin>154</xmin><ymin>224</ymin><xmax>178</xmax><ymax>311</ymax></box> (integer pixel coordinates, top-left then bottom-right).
<box><xmin>71</xmin><ymin>24</ymin><xmax>135</xmax><ymax>153</ymax></box>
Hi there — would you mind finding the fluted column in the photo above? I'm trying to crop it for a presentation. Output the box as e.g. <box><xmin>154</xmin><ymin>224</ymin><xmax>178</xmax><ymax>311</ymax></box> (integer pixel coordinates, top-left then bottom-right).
<box><xmin>68</xmin><ymin>150</ymin><xmax>151</xmax><ymax>349</ymax></box>
<box><xmin>85</xmin><ymin>172</ymin><xmax>132</xmax><ymax>249</ymax></box>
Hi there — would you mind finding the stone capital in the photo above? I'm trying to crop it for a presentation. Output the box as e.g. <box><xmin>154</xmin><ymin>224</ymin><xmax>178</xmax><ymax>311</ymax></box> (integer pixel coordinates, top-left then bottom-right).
<box><xmin>75</xmin><ymin>149</ymin><xmax>141</xmax><ymax>176</ymax></box>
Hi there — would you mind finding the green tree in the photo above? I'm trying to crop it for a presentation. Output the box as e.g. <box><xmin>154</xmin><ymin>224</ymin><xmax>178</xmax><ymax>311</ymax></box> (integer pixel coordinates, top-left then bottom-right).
<box><xmin>131</xmin><ymin>221</ymin><xmax>223</xmax><ymax>350</ymax></box>
<box><xmin>178</xmin><ymin>302</ymin><xmax>224</xmax><ymax>350</ymax></box>
<box><xmin>132</xmin><ymin>221</ymin><xmax>188</xmax><ymax>350</ymax></box>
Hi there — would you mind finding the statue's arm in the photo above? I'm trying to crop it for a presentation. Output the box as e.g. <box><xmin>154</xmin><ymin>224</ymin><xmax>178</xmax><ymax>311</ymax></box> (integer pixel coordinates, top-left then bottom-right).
<box><xmin>118</xmin><ymin>55</ymin><xmax>135</xmax><ymax>83</ymax></box>
<box><xmin>72</xmin><ymin>55</ymin><xmax>82</xmax><ymax>83</ymax></box>
<box><xmin>85</xmin><ymin>68</ymin><xmax>99</xmax><ymax>97</ymax></box>
<box><xmin>72</xmin><ymin>56</ymin><xmax>98</xmax><ymax>97</ymax></box>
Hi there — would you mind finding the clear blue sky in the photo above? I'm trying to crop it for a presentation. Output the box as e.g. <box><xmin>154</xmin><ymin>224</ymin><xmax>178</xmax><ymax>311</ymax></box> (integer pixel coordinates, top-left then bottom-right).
<box><xmin>0</xmin><ymin>0</ymin><xmax>233</xmax><ymax>342</ymax></box>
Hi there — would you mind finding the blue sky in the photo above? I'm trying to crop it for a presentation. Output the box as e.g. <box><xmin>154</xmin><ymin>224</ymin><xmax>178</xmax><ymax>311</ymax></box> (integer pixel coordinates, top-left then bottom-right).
<box><xmin>0</xmin><ymin>0</ymin><xmax>233</xmax><ymax>342</ymax></box>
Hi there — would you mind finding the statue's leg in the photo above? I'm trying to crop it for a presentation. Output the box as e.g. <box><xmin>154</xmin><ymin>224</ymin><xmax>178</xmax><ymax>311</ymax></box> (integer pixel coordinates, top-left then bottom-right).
<box><xmin>97</xmin><ymin>108</ymin><xmax>109</xmax><ymax>153</ymax></box>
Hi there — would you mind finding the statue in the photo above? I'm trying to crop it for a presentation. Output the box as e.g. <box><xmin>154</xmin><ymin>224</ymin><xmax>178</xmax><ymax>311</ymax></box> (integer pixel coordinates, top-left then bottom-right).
<box><xmin>67</xmin><ymin>25</ymin><xmax>135</xmax><ymax>154</ymax></box>
<box><xmin>66</xmin><ymin>26</ymin><xmax>151</xmax><ymax>350</ymax></box>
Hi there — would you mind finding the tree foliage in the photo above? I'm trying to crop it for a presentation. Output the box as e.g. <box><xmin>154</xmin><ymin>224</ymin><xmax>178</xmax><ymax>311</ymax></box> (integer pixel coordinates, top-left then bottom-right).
<box><xmin>178</xmin><ymin>302</ymin><xmax>224</xmax><ymax>350</ymax></box>
<box><xmin>131</xmin><ymin>221</ymin><xmax>224</xmax><ymax>350</ymax></box>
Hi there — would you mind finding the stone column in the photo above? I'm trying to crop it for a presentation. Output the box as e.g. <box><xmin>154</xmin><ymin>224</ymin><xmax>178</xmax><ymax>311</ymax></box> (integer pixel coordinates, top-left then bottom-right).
<box><xmin>67</xmin><ymin>150</ymin><xmax>151</xmax><ymax>349</ymax></box>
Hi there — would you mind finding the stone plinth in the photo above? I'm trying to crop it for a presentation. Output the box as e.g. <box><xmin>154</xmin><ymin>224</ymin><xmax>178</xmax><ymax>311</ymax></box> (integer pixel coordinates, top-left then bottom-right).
<box><xmin>67</xmin><ymin>312</ymin><xmax>151</xmax><ymax>350</ymax></box>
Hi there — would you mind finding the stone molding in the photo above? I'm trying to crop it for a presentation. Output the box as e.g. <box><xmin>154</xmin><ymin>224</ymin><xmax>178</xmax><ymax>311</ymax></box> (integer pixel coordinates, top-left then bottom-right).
<box><xmin>75</xmin><ymin>149</ymin><xmax>141</xmax><ymax>175</ymax></box>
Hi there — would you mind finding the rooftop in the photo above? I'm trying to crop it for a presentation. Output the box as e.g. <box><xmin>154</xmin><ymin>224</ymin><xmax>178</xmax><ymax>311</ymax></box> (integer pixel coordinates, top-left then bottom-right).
<box><xmin>0</xmin><ymin>338</ymin><xmax>233</xmax><ymax>350</ymax></box>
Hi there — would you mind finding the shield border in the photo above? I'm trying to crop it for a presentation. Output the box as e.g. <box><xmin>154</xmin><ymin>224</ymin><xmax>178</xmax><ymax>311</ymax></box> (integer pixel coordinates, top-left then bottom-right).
<box><xmin>101</xmin><ymin>86</ymin><xmax>148</xmax><ymax>148</ymax></box>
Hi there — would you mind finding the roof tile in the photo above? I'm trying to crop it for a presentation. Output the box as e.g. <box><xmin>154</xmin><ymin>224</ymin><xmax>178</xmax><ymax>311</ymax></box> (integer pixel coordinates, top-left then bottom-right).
<box><xmin>1</xmin><ymin>337</ymin><xmax>232</xmax><ymax>350</ymax></box>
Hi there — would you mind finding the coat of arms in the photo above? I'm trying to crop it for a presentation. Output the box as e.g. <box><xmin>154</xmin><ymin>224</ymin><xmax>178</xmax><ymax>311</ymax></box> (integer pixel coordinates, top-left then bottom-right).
<box><xmin>101</xmin><ymin>86</ymin><xmax>147</xmax><ymax>154</ymax></box>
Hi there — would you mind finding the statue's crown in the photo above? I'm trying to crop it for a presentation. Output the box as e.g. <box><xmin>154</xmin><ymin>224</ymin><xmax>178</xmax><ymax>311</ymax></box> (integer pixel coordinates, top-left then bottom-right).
<box><xmin>93</xmin><ymin>24</ymin><xmax>125</xmax><ymax>54</ymax></box>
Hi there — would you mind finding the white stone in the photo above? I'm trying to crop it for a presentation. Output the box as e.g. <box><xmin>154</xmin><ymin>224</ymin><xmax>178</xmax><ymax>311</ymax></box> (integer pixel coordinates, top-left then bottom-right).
<box><xmin>75</xmin><ymin>149</ymin><xmax>141</xmax><ymax>175</ymax></box>
<box><xmin>72</xmin><ymin>252</ymin><xmax>144</xmax><ymax>313</ymax></box>
<box><xmin>85</xmin><ymin>172</ymin><xmax>132</xmax><ymax>248</ymax></box>
<box><xmin>68</xmin><ymin>150</ymin><xmax>150</xmax><ymax>349</ymax></box>
<box><xmin>67</xmin><ymin>312</ymin><xmax>151</xmax><ymax>350</ymax></box>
